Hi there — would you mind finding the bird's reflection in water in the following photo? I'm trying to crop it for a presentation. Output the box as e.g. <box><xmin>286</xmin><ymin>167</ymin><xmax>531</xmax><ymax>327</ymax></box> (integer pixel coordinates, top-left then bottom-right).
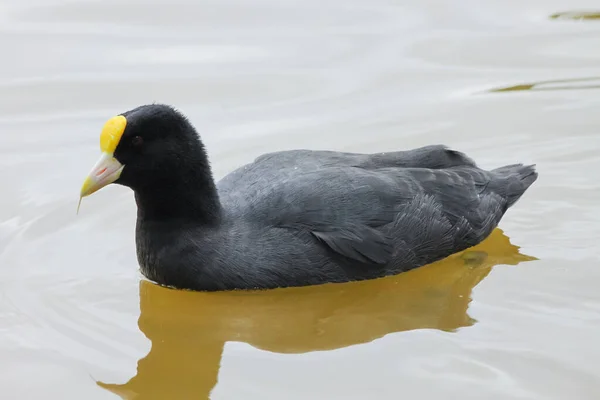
<box><xmin>98</xmin><ymin>228</ymin><xmax>536</xmax><ymax>399</ymax></box>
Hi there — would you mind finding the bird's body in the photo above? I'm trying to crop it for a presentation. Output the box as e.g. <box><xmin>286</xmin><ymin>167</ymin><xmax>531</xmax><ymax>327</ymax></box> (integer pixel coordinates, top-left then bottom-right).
<box><xmin>80</xmin><ymin>104</ymin><xmax>538</xmax><ymax>291</ymax></box>
<box><xmin>135</xmin><ymin>143</ymin><xmax>537</xmax><ymax>291</ymax></box>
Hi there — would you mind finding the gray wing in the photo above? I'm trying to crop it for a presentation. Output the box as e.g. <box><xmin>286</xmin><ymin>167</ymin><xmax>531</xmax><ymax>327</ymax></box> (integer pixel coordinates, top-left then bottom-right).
<box><xmin>216</xmin><ymin>144</ymin><xmax>536</xmax><ymax>268</ymax></box>
<box><xmin>219</xmin><ymin>158</ymin><xmax>536</xmax><ymax>268</ymax></box>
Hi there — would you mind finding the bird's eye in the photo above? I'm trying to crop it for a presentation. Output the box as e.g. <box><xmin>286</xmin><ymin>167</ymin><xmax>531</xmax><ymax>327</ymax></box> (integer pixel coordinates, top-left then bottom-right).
<box><xmin>132</xmin><ymin>136</ymin><xmax>144</xmax><ymax>148</ymax></box>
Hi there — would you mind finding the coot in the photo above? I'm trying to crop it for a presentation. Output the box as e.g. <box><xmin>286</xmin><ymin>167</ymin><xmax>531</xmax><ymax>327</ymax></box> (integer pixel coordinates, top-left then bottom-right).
<box><xmin>79</xmin><ymin>104</ymin><xmax>537</xmax><ymax>291</ymax></box>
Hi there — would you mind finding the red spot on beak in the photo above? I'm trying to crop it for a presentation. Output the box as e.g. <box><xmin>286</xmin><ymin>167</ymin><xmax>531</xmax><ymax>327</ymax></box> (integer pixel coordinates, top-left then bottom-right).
<box><xmin>96</xmin><ymin>167</ymin><xmax>107</xmax><ymax>176</ymax></box>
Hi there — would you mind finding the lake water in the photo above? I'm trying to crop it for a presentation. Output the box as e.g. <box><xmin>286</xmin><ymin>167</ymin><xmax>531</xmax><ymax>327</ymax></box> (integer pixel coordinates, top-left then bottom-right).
<box><xmin>1</xmin><ymin>0</ymin><xmax>599</xmax><ymax>399</ymax></box>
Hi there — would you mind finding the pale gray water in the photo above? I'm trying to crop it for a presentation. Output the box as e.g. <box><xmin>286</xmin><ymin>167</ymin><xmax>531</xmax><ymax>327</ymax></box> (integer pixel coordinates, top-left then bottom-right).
<box><xmin>1</xmin><ymin>0</ymin><xmax>600</xmax><ymax>399</ymax></box>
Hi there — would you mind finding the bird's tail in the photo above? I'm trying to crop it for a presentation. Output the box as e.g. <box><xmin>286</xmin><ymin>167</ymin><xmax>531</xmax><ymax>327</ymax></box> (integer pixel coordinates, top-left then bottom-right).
<box><xmin>491</xmin><ymin>164</ymin><xmax>538</xmax><ymax>208</ymax></box>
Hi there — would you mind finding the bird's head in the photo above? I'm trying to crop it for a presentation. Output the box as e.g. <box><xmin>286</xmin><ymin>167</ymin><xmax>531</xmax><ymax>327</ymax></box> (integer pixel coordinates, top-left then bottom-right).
<box><xmin>79</xmin><ymin>104</ymin><xmax>205</xmax><ymax>208</ymax></box>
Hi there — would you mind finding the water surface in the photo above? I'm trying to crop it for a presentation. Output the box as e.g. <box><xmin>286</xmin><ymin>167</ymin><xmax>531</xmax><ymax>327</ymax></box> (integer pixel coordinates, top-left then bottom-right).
<box><xmin>1</xmin><ymin>0</ymin><xmax>599</xmax><ymax>399</ymax></box>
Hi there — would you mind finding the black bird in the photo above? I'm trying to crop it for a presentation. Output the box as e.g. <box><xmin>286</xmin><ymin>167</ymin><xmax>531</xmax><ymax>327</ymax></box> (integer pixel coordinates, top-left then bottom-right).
<box><xmin>79</xmin><ymin>104</ymin><xmax>538</xmax><ymax>291</ymax></box>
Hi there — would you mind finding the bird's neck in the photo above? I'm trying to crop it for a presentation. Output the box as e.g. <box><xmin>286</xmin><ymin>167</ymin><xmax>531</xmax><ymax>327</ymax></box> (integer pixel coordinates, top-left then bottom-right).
<box><xmin>134</xmin><ymin>159</ymin><xmax>222</xmax><ymax>226</ymax></box>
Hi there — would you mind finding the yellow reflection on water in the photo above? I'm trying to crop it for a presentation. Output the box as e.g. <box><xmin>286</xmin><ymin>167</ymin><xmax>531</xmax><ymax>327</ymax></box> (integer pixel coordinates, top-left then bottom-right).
<box><xmin>487</xmin><ymin>77</ymin><xmax>600</xmax><ymax>93</ymax></box>
<box><xmin>98</xmin><ymin>229</ymin><xmax>535</xmax><ymax>399</ymax></box>
<box><xmin>550</xmin><ymin>11</ymin><xmax>600</xmax><ymax>20</ymax></box>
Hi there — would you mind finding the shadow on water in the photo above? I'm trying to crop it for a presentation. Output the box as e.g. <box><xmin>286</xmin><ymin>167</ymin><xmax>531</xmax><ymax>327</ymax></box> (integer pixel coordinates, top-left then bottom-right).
<box><xmin>486</xmin><ymin>77</ymin><xmax>600</xmax><ymax>93</ymax></box>
<box><xmin>97</xmin><ymin>229</ymin><xmax>536</xmax><ymax>399</ymax></box>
